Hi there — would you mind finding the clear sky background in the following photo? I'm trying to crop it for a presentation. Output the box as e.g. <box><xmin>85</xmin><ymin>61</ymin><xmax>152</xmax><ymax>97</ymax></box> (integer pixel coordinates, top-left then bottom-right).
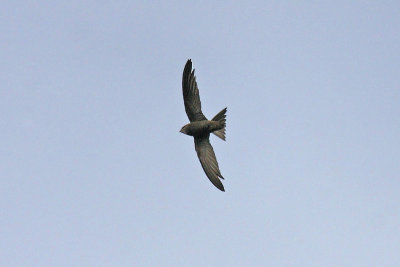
<box><xmin>1</xmin><ymin>1</ymin><xmax>399</xmax><ymax>266</ymax></box>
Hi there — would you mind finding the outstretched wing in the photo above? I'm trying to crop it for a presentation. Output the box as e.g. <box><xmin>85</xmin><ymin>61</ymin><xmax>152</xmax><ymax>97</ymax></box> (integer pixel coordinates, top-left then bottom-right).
<box><xmin>182</xmin><ymin>59</ymin><xmax>207</xmax><ymax>122</ymax></box>
<box><xmin>194</xmin><ymin>135</ymin><xmax>225</xmax><ymax>191</ymax></box>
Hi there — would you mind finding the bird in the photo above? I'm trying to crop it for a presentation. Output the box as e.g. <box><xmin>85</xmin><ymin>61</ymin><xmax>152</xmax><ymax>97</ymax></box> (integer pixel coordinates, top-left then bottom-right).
<box><xmin>179</xmin><ymin>59</ymin><xmax>227</xmax><ymax>191</ymax></box>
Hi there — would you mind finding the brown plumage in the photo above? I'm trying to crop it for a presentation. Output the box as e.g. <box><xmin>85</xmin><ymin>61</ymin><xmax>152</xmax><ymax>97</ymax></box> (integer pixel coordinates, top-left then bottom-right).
<box><xmin>180</xmin><ymin>59</ymin><xmax>227</xmax><ymax>191</ymax></box>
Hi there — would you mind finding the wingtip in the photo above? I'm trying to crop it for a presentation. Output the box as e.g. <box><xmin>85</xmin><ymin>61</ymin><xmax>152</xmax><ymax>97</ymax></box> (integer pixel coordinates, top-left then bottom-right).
<box><xmin>184</xmin><ymin>60</ymin><xmax>195</xmax><ymax>77</ymax></box>
<box><xmin>216</xmin><ymin>178</ymin><xmax>225</xmax><ymax>191</ymax></box>
<box><xmin>184</xmin><ymin>59</ymin><xmax>192</xmax><ymax>70</ymax></box>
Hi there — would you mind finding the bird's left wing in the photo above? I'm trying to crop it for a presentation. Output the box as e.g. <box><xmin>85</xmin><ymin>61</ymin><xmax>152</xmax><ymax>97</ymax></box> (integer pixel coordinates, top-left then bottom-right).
<box><xmin>182</xmin><ymin>59</ymin><xmax>207</xmax><ymax>122</ymax></box>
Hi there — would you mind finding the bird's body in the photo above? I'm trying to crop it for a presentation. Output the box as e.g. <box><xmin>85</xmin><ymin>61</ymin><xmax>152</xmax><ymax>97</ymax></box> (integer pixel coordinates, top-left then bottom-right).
<box><xmin>180</xmin><ymin>120</ymin><xmax>222</xmax><ymax>137</ymax></box>
<box><xmin>180</xmin><ymin>59</ymin><xmax>227</xmax><ymax>191</ymax></box>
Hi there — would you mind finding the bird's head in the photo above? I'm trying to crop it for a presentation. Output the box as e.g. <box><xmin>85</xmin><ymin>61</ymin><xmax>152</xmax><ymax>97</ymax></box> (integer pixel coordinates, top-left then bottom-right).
<box><xmin>179</xmin><ymin>125</ymin><xmax>189</xmax><ymax>135</ymax></box>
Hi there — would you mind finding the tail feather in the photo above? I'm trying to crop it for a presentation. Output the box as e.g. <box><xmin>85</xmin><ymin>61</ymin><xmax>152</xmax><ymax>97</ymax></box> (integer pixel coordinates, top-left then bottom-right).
<box><xmin>212</xmin><ymin>107</ymin><xmax>227</xmax><ymax>141</ymax></box>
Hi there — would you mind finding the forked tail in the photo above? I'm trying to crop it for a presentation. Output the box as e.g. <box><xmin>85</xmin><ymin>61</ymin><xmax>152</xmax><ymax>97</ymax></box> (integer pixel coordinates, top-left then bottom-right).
<box><xmin>211</xmin><ymin>107</ymin><xmax>227</xmax><ymax>141</ymax></box>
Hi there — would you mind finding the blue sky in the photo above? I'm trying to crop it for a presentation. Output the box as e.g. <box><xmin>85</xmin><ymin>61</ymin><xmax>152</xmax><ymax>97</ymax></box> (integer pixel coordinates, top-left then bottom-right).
<box><xmin>1</xmin><ymin>1</ymin><xmax>399</xmax><ymax>266</ymax></box>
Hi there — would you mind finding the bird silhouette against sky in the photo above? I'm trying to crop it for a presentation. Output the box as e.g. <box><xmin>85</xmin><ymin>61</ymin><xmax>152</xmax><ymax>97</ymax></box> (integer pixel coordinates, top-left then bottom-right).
<box><xmin>180</xmin><ymin>59</ymin><xmax>227</xmax><ymax>191</ymax></box>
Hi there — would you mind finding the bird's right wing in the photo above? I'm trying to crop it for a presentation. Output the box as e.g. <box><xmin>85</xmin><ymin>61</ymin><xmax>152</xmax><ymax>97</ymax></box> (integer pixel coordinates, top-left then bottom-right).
<box><xmin>194</xmin><ymin>136</ymin><xmax>225</xmax><ymax>191</ymax></box>
<box><xmin>182</xmin><ymin>59</ymin><xmax>207</xmax><ymax>122</ymax></box>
